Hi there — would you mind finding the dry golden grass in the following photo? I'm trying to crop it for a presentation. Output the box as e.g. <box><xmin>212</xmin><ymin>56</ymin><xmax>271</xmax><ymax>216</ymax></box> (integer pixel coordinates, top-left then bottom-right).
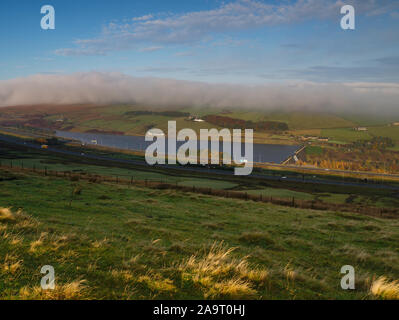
<box><xmin>111</xmin><ymin>269</ymin><xmax>135</xmax><ymax>282</ymax></box>
<box><xmin>49</xmin><ymin>234</ymin><xmax>76</xmax><ymax>251</ymax></box>
<box><xmin>370</xmin><ymin>277</ymin><xmax>399</xmax><ymax>300</ymax></box>
<box><xmin>178</xmin><ymin>242</ymin><xmax>268</xmax><ymax>299</ymax></box>
<box><xmin>205</xmin><ymin>279</ymin><xmax>256</xmax><ymax>299</ymax></box>
<box><xmin>19</xmin><ymin>280</ymin><xmax>87</xmax><ymax>300</ymax></box>
<box><xmin>9</xmin><ymin>235</ymin><xmax>23</xmax><ymax>246</ymax></box>
<box><xmin>29</xmin><ymin>232</ymin><xmax>48</xmax><ymax>253</ymax></box>
<box><xmin>92</xmin><ymin>237</ymin><xmax>109</xmax><ymax>248</ymax></box>
<box><xmin>0</xmin><ymin>207</ymin><xmax>38</xmax><ymax>231</ymax></box>
<box><xmin>138</xmin><ymin>274</ymin><xmax>177</xmax><ymax>294</ymax></box>
<box><xmin>284</xmin><ymin>264</ymin><xmax>297</xmax><ymax>282</ymax></box>
<box><xmin>123</xmin><ymin>254</ymin><xmax>143</xmax><ymax>267</ymax></box>
<box><xmin>2</xmin><ymin>254</ymin><xmax>23</xmax><ymax>274</ymax></box>
<box><xmin>0</xmin><ymin>207</ymin><xmax>15</xmax><ymax>222</ymax></box>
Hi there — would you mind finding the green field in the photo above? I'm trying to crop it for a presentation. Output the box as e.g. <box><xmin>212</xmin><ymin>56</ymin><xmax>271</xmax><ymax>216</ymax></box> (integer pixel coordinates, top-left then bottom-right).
<box><xmin>2</xmin><ymin>140</ymin><xmax>399</xmax><ymax>210</ymax></box>
<box><xmin>1</xmin><ymin>169</ymin><xmax>399</xmax><ymax>300</ymax></box>
<box><xmin>320</xmin><ymin>126</ymin><xmax>399</xmax><ymax>145</ymax></box>
<box><xmin>321</xmin><ymin>128</ymin><xmax>372</xmax><ymax>144</ymax></box>
<box><xmin>210</xmin><ymin>110</ymin><xmax>357</xmax><ymax>130</ymax></box>
<box><xmin>0</xmin><ymin>143</ymin><xmax>238</xmax><ymax>189</ymax></box>
<box><xmin>247</xmin><ymin>188</ymin><xmax>314</xmax><ymax>201</ymax></box>
<box><xmin>367</xmin><ymin>126</ymin><xmax>399</xmax><ymax>141</ymax></box>
<box><xmin>36</xmin><ymin>105</ymin><xmax>365</xmax><ymax>134</ymax></box>
<box><xmin>305</xmin><ymin>146</ymin><xmax>323</xmax><ymax>156</ymax></box>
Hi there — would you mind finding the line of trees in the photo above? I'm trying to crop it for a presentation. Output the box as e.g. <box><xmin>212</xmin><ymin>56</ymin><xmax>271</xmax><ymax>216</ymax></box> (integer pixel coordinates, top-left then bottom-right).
<box><xmin>124</xmin><ymin>111</ymin><xmax>190</xmax><ymax>117</ymax></box>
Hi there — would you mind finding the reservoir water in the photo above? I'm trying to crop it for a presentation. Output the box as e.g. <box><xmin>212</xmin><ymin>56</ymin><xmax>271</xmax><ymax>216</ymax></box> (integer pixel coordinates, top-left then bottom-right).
<box><xmin>56</xmin><ymin>130</ymin><xmax>300</xmax><ymax>164</ymax></box>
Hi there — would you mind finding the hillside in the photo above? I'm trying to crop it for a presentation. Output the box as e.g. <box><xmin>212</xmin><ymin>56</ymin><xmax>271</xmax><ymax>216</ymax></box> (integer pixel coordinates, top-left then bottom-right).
<box><xmin>1</xmin><ymin>104</ymin><xmax>398</xmax><ymax>149</ymax></box>
<box><xmin>0</xmin><ymin>104</ymin><xmax>380</xmax><ymax>135</ymax></box>
<box><xmin>1</xmin><ymin>169</ymin><xmax>399</xmax><ymax>299</ymax></box>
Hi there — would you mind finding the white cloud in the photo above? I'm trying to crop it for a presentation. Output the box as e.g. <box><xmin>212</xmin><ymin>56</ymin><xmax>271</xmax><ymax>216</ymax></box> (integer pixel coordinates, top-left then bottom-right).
<box><xmin>55</xmin><ymin>48</ymin><xmax>107</xmax><ymax>56</ymax></box>
<box><xmin>138</xmin><ymin>46</ymin><xmax>164</xmax><ymax>52</ymax></box>
<box><xmin>56</xmin><ymin>0</ymin><xmax>399</xmax><ymax>56</ymax></box>
<box><xmin>1</xmin><ymin>72</ymin><xmax>398</xmax><ymax>115</ymax></box>
<box><xmin>132</xmin><ymin>14</ymin><xmax>154</xmax><ymax>21</ymax></box>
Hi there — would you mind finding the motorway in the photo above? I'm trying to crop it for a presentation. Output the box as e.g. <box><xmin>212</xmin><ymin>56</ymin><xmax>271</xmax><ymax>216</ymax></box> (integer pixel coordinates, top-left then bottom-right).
<box><xmin>0</xmin><ymin>133</ymin><xmax>398</xmax><ymax>191</ymax></box>
<box><xmin>260</xmin><ymin>162</ymin><xmax>399</xmax><ymax>179</ymax></box>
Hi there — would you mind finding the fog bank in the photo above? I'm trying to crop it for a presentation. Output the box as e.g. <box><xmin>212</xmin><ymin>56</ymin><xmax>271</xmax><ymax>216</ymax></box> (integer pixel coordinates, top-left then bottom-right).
<box><xmin>1</xmin><ymin>72</ymin><xmax>398</xmax><ymax>115</ymax></box>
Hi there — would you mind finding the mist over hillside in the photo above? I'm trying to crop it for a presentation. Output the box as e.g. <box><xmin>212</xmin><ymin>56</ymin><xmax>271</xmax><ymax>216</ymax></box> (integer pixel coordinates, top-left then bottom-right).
<box><xmin>1</xmin><ymin>72</ymin><xmax>399</xmax><ymax>116</ymax></box>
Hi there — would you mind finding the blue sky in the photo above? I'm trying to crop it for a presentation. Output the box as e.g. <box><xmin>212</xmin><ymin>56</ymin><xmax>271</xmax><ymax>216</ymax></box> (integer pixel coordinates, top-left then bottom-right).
<box><xmin>1</xmin><ymin>0</ymin><xmax>399</xmax><ymax>84</ymax></box>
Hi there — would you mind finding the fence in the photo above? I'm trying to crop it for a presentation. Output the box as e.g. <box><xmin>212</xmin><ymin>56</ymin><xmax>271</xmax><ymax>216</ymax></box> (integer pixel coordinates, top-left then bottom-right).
<box><xmin>0</xmin><ymin>159</ymin><xmax>398</xmax><ymax>219</ymax></box>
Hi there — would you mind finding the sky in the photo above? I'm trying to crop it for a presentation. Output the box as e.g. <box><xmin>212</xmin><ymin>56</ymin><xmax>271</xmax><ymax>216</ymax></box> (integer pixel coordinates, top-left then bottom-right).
<box><xmin>0</xmin><ymin>0</ymin><xmax>399</xmax><ymax>112</ymax></box>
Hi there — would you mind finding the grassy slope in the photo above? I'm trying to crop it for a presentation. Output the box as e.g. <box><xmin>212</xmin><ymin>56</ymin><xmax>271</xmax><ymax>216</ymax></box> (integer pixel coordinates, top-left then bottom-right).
<box><xmin>33</xmin><ymin>105</ymin><xmax>359</xmax><ymax>133</ymax></box>
<box><xmin>2</xmin><ymin>141</ymin><xmax>399</xmax><ymax>209</ymax></box>
<box><xmin>321</xmin><ymin>128</ymin><xmax>372</xmax><ymax>143</ymax></box>
<box><xmin>225</xmin><ymin>111</ymin><xmax>356</xmax><ymax>130</ymax></box>
<box><xmin>321</xmin><ymin>126</ymin><xmax>399</xmax><ymax>144</ymax></box>
<box><xmin>0</xmin><ymin>143</ymin><xmax>237</xmax><ymax>189</ymax></box>
<box><xmin>63</xmin><ymin>107</ymin><xmax>399</xmax><ymax>146</ymax></box>
<box><xmin>4</xmin><ymin>104</ymin><xmax>399</xmax><ymax>148</ymax></box>
<box><xmin>1</xmin><ymin>169</ymin><xmax>399</xmax><ymax>300</ymax></box>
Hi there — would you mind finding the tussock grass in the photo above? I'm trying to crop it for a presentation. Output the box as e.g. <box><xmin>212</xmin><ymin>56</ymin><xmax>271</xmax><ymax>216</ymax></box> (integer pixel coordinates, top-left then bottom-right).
<box><xmin>370</xmin><ymin>277</ymin><xmax>399</xmax><ymax>300</ymax></box>
<box><xmin>92</xmin><ymin>237</ymin><xmax>109</xmax><ymax>248</ymax></box>
<box><xmin>0</xmin><ymin>207</ymin><xmax>15</xmax><ymax>222</ymax></box>
<box><xmin>205</xmin><ymin>279</ymin><xmax>256</xmax><ymax>299</ymax></box>
<box><xmin>29</xmin><ymin>232</ymin><xmax>48</xmax><ymax>253</ymax></box>
<box><xmin>50</xmin><ymin>234</ymin><xmax>78</xmax><ymax>251</ymax></box>
<box><xmin>9</xmin><ymin>235</ymin><xmax>23</xmax><ymax>246</ymax></box>
<box><xmin>2</xmin><ymin>254</ymin><xmax>23</xmax><ymax>275</ymax></box>
<box><xmin>177</xmin><ymin>242</ymin><xmax>268</xmax><ymax>299</ymax></box>
<box><xmin>168</xmin><ymin>242</ymin><xmax>186</xmax><ymax>253</ymax></box>
<box><xmin>1</xmin><ymin>169</ymin><xmax>399</xmax><ymax>300</ymax></box>
<box><xmin>334</xmin><ymin>244</ymin><xmax>371</xmax><ymax>263</ymax></box>
<box><xmin>111</xmin><ymin>269</ymin><xmax>134</xmax><ymax>282</ymax></box>
<box><xmin>238</xmin><ymin>232</ymin><xmax>275</xmax><ymax>247</ymax></box>
<box><xmin>138</xmin><ymin>273</ymin><xmax>176</xmax><ymax>294</ymax></box>
<box><xmin>19</xmin><ymin>280</ymin><xmax>87</xmax><ymax>300</ymax></box>
<box><xmin>284</xmin><ymin>264</ymin><xmax>297</xmax><ymax>282</ymax></box>
<box><xmin>0</xmin><ymin>207</ymin><xmax>38</xmax><ymax>232</ymax></box>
